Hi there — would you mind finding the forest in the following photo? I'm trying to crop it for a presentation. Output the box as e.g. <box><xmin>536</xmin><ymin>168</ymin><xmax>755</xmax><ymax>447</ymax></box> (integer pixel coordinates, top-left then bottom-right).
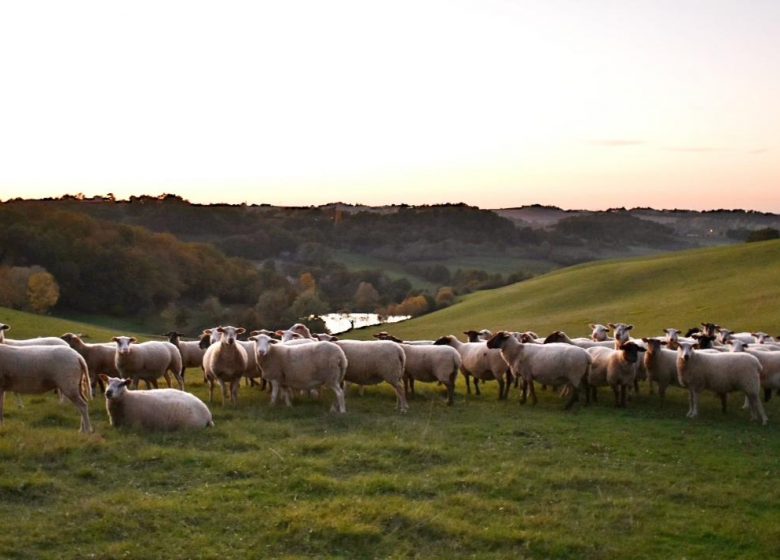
<box><xmin>0</xmin><ymin>195</ymin><xmax>770</xmax><ymax>334</ymax></box>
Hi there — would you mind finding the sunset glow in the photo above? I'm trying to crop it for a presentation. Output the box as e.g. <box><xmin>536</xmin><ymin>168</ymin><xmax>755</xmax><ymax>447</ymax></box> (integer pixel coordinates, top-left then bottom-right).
<box><xmin>1</xmin><ymin>0</ymin><xmax>778</xmax><ymax>211</ymax></box>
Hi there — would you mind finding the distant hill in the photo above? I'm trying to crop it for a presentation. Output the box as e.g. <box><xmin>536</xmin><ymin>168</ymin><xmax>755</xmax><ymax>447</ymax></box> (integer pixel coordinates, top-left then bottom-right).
<box><xmin>354</xmin><ymin>239</ymin><xmax>780</xmax><ymax>340</ymax></box>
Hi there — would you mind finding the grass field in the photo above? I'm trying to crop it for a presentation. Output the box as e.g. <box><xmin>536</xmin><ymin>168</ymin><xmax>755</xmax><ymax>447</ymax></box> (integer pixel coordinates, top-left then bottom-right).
<box><xmin>2</xmin><ymin>241</ymin><xmax>780</xmax><ymax>559</ymax></box>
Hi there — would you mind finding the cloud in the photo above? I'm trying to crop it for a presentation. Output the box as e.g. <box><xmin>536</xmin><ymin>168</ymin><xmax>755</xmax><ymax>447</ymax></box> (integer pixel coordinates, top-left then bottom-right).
<box><xmin>663</xmin><ymin>146</ymin><xmax>719</xmax><ymax>153</ymax></box>
<box><xmin>587</xmin><ymin>139</ymin><xmax>646</xmax><ymax>147</ymax></box>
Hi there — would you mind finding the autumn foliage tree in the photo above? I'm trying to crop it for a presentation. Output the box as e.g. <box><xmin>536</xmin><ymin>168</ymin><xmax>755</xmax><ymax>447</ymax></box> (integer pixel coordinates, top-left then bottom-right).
<box><xmin>27</xmin><ymin>271</ymin><xmax>60</xmax><ymax>314</ymax></box>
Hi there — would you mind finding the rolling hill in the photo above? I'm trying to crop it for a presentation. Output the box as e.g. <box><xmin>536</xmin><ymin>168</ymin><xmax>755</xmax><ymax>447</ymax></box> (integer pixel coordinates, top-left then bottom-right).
<box><xmin>356</xmin><ymin>239</ymin><xmax>780</xmax><ymax>340</ymax></box>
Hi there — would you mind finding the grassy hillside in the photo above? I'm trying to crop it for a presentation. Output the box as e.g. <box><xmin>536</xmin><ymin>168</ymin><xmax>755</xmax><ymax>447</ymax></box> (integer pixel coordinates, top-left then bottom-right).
<box><xmin>0</xmin><ymin>307</ymin><xmax>149</xmax><ymax>342</ymax></box>
<box><xmin>358</xmin><ymin>239</ymin><xmax>780</xmax><ymax>340</ymax></box>
<box><xmin>2</xmin><ymin>242</ymin><xmax>780</xmax><ymax>559</ymax></box>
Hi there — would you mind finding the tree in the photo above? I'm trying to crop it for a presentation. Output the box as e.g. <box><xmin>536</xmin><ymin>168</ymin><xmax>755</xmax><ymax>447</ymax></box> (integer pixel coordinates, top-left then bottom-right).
<box><xmin>435</xmin><ymin>286</ymin><xmax>456</xmax><ymax>308</ymax></box>
<box><xmin>353</xmin><ymin>281</ymin><xmax>380</xmax><ymax>311</ymax></box>
<box><xmin>26</xmin><ymin>271</ymin><xmax>60</xmax><ymax>314</ymax></box>
<box><xmin>746</xmin><ymin>228</ymin><xmax>780</xmax><ymax>243</ymax></box>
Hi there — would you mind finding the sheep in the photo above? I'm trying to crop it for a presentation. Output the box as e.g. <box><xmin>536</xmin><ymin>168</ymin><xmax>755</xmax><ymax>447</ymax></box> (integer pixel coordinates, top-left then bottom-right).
<box><xmin>543</xmin><ymin>330</ymin><xmax>614</xmax><ymax>349</ymax></box>
<box><xmin>0</xmin><ymin>344</ymin><xmax>92</xmax><ymax>432</ymax></box>
<box><xmin>433</xmin><ymin>335</ymin><xmax>511</xmax><ymax>399</ymax></box>
<box><xmin>164</xmin><ymin>331</ymin><xmax>207</xmax><ymax>383</ymax></box>
<box><xmin>753</xmin><ymin>332</ymin><xmax>779</xmax><ymax>347</ymax></box>
<box><xmin>463</xmin><ymin>329</ymin><xmax>493</xmax><ymax>343</ymax></box>
<box><xmin>587</xmin><ymin>342</ymin><xmax>646</xmax><ymax>407</ymax></box>
<box><xmin>398</xmin><ymin>343</ymin><xmax>461</xmax><ymax>405</ymax></box>
<box><xmin>676</xmin><ymin>341</ymin><xmax>767</xmax><ymax>424</ymax></box>
<box><xmin>61</xmin><ymin>333</ymin><xmax>120</xmax><ymax>395</ymax></box>
<box><xmin>112</xmin><ymin>336</ymin><xmax>184</xmax><ymax>390</ymax></box>
<box><xmin>201</xmin><ymin>327</ymin><xmax>261</xmax><ymax>389</ymax></box>
<box><xmin>0</xmin><ymin>323</ymin><xmax>68</xmax><ymax>347</ymax></box>
<box><xmin>201</xmin><ymin>326</ymin><xmax>249</xmax><ymax>405</ymax></box>
<box><xmin>718</xmin><ymin>329</ymin><xmax>756</xmax><ymax>345</ymax></box>
<box><xmin>100</xmin><ymin>374</ymin><xmax>213</xmax><ymax>430</ymax></box>
<box><xmin>248</xmin><ymin>334</ymin><xmax>347</xmax><ymax>412</ymax></box>
<box><xmin>334</xmin><ymin>339</ymin><xmax>408</xmax><ymax>412</ymax></box>
<box><xmin>589</xmin><ymin>323</ymin><xmax>613</xmax><ymax>342</ymax></box>
<box><xmin>486</xmin><ymin>331</ymin><xmax>590</xmax><ymax>409</ymax></box>
<box><xmin>373</xmin><ymin>332</ymin><xmax>434</xmax><ymax>345</ymax></box>
<box><xmin>727</xmin><ymin>340</ymin><xmax>780</xmax><ymax>402</ymax></box>
<box><xmin>641</xmin><ymin>338</ymin><xmax>680</xmax><ymax>398</ymax></box>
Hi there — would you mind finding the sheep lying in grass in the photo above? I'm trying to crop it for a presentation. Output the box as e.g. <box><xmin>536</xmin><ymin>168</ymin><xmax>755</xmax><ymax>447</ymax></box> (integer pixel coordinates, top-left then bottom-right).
<box><xmin>202</xmin><ymin>326</ymin><xmax>248</xmax><ymax>405</ymax></box>
<box><xmin>334</xmin><ymin>340</ymin><xmax>408</xmax><ymax>411</ymax></box>
<box><xmin>676</xmin><ymin>341</ymin><xmax>767</xmax><ymax>424</ymax></box>
<box><xmin>113</xmin><ymin>336</ymin><xmax>184</xmax><ymax>390</ymax></box>
<box><xmin>434</xmin><ymin>335</ymin><xmax>511</xmax><ymax>399</ymax></box>
<box><xmin>543</xmin><ymin>330</ymin><xmax>614</xmax><ymax>349</ymax></box>
<box><xmin>0</xmin><ymin>323</ymin><xmax>68</xmax><ymax>347</ymax></box>
<box><xmin>249</xmin><ymin>334</ymin><xmax>347</xmax><ymax>412</ymax></box>
<box><xmin>641</xmin><ymin>338</ymin><xmax>680</xmax><ymax>398</ymax></box>
<box><xmin>587</xmin><ymin>342</ymin><xmax>646</xmax><ymax>407</ymax></box>
<box><xmin>100</xmin><ymin>374</ymin><xmax>213</xmax><ymax>430</ymax></box>
<box><xmin>0</xmin><ymin>344</ymin><xmax>92</xmax><ymax>432</ymax></box>
<box><xmin>486</xmin><ymin>331</ymin><xmax>590</xmax><ymax>409</ymax></box>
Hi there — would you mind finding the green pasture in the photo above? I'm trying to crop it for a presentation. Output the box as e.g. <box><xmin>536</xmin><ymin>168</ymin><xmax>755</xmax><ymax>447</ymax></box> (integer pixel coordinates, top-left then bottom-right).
<box><xmin>1</xmin><ymin>240</ymin><xmax>780</xmax><ymax>558</ymax></box>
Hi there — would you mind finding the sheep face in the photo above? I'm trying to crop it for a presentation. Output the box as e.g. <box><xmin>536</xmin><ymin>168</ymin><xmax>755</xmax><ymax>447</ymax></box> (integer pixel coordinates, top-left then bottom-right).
<box><xmin>543</xmin><ymin>331</ymin><xmax>567</xmax><ymax>344</ymax></box>
<box><xmin>289</xmin><ymin>323</ymin><xmax>313</xmax><ymax>339</ymax></box>
<box><xmin>691</xmin><ymin>333</ymin><xmax>716</xmax><ymax>349</ymax></box>
<box><xmin>216</xmin><ymin>326</ymin><xmax>244</xmax><ymax>346</ymax></box>
<box><xmin>609</xmin><ymin>323</ymin><xmax>633</xmax><ymax>344</ymax></box>
<box><xmin>677</xmin><ymin>342</ymin><xmax>696</xmax><ymax>363</ymax></box>
<box><xmin>485</xmin><ymin>331</ymin><xmax>512</xmax><ymax>350</ymax></box>
<box><xmin>249</xmin><ymin>334</ymin><xmax>277</xmax><ymax>357</ymax></box>
<box><xmin>112</xmin><ymin>336</ymin><xmax>138</xmax><ymax>355</ymax></box>
<box><xmin>433</xmin><ymin>335</ymin><xmax>456</xmax><ymax>346</ymax></box>
<box><xmin>752</xmin><ymin>332</ymin><xmax>771</xmax><ymax>344</ymax></box>
<box><xmin>717</xmin><ymin>329</ymin><xmax>734</xmax><ymax>345</ymax></box>
<box><xmin>101</xmin><ymin>375</ymin><xmax>133</xmax><ymax>399</ymax></box>
<box><xmin>61</xmin><ymin>333</ymin><xmax>82</xmax><ymax>346</ymax></box>
<box><xmin>728</xmin><ymin>340</ymin><xmax>749</xmax><ymax>352</ymax></box>
<box><xmin>618</xmin><ymin>341</ymin><xmax>646</xmax><ymax>363</ymax></box>
<box><xmin>663</xmin><ymin>328</ymin><xmax>681</xmax><ymax>342</ymax></box>
<box><xmin>589</xmin><ymin>324</ymin><xmax>610</xmax><ymax>341</ymax></box>
<box><xmin>700</xmin><ymin>322</ymin><xmax>720</xmax><ymax>337</ymax></box>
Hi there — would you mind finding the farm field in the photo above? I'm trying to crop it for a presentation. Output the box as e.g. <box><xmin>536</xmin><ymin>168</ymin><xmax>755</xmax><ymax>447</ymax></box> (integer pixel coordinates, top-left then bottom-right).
<box><xmin>1</xmin><ymin>240</ymin><xmax>780</xmax><ymax>559</ymax></box>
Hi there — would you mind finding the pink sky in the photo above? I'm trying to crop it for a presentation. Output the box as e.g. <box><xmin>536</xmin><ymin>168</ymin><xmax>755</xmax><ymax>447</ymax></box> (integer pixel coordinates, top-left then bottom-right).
<box><xmin>1</xmin><ymin>0</ymin><xmax>778</xmax><ymax>212</ymax></box>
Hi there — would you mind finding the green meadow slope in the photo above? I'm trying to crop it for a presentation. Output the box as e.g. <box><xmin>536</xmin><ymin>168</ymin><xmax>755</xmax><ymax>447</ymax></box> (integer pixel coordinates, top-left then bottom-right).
<box><xmin>0</xmin><ymin>307</ymin><xmax>147</xmax><ymax>342</ymax></box>
<box><xmin>359</xmin><ymin>239</ymin><xmax>780</xmax><ymax>340</ymax></box>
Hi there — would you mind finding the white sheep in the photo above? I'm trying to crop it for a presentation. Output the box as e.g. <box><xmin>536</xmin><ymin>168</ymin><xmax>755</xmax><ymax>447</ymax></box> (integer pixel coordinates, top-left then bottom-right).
<box><xmin>202</xmin><ymin>326</ymin><xmax>248</xmax><ymax>405</ymax></box>
<box><xmin>165</xmin><ymin>331</ymin><xmax>207</xmax><ymax>383</ymax></box>
<box><xmin>728</xmin><ymin>339</ymin><xmax>780</xmax><ymax>403</ymax></box>
<box><xmin>589</xmin><ymin>323</ymin><xmax>613</xmax><ymax>342</ymax></box>
<box><xmin>100</xmin><ymin>374</ymin><xmax>213</xmax><ymax>430</ymax></box>
<box><xmin>433</xmin><ymin>335</ymin><xmax>511</xmax><ymax>399</ymax></box>
<box><xmin>641</xmin><ymin>338</ymin><xmax>680</xmax><ymax>398</ymax></box>
<box><xmin>486</xmin><ymin>331</ymin><xmax>591</xmax><ymax>408</ymax></box>
<box><xmin>587</xmin><ymin>342</ymin><xmax>646</xmax><ymax>407</ymax></box>
<box><xmin>0</xmin><ymin>344</ymin><xmax>92</xmax><ymax>432</ymax></box>
<box><xmin>61</xmin><ymin>333</ymin><xmax>120</xmax><ymax>394</ymax></box>
<box><xmin>334</xmin><ymin>339</ymin><xmax>408</xmax><ymax>412</ymax></box>
<box><xmin>397</xmin><ymin>343</ymin><xmax>461</xmax><ymax>405</ymax></box>
<box><xmin>0</xmin><ymin>323</ymin><xmax>68</xmax><ymax>347</ymax></box>
<box><xmin>676</xmin><ymin>341</ymin><xmax>767</xmax><ymax>424</ymax></box>
<box><xmin>543</xmin><ymin>330</ymin><xmax>614</xmax><ymax>349</ymax></box>
<box><xmin>249</xmin><ymin>334</ymin><xmax>347</xmax><ymax>412</ymax></box>
<box><xmin>112</xmin><ymin>336</ymin><xmax>184</xmax><ymax>390</ymax></box>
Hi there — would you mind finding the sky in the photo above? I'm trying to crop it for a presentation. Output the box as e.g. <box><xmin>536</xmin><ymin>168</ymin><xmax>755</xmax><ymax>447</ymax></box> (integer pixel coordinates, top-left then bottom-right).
<box><xmin>0</xmin><ymin>0</ymin><xmax>778</xmax><ymax>211</ymax></box>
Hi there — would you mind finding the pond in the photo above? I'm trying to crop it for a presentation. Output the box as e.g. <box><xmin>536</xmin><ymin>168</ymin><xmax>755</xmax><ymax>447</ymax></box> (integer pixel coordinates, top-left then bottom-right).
<box><xmin>317</xmin><ymin>312</ymin><xmax>411</xmax><ymax>335</ymax></box>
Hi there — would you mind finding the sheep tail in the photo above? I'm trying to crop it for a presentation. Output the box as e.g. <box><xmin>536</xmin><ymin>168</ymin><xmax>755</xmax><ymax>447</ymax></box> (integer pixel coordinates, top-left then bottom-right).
<box><xmin>78</xmin><ymin>356</ymin><xmax>92</xmax><ymax>401</ymax></box>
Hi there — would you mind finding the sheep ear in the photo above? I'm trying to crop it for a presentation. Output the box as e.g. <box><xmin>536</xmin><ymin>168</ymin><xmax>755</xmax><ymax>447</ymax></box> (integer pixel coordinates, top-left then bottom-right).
<box><xmin>248</xmin><ymin>335</ymin><xmax>257</xmax><ymax>342</ymax></box>
<box><xmin>122</xmin><ymin>379</ymin><xmax>133</xmax><ymax>387</ymax></box>
<box><xmin>693</xmin><ymin>343</ymin><xmax>701</xmax><ymax>349</ymax></box>
<box><xmin>236</xmin><ymin>328</ymin><xmax>246</xmax><ymax>335</ymax></box>
<box><xmin>607</xmin><ymin>323</ymin><xmax>616</xmax><ymax>329</ymax></box>
<box><xmin>641</xmin><ymin>337</ymin><xmax>649</xmax><ymax>343</ymax></box>
<box><xmin>269</xmin><ymin>338</ymin><xmax>278</xmax><ymax>345</ymax></box>
<box><xmin>216</xmin><ymin>327</ymin><xmax>225</xmax><ymax>333</ymax></box>
<box><xmin>660</xmin><ymin>340</ymin><xmax>668</xmax><ymax>346</ymax></box>
<box><xmin>0</xmin><ymin>324</ymin><xmax>9</xmax><ymax>331</ymax></box>
<box><xmin>98</xmin><ymin>374</ymin><xmax>109</xmax><ymax>384</ymax></box>
<box><xmin>129</xmin><ymin>337</ymin><xmax>137</xmax><ymax>343</ymax></box>
<box><xmin>626</xmin><ymin>325</ymin><xmax>634</xmax><ymax>331</ymax></box>
<box><xmin>249</xmin><ymin>330</ymin><xmax>261</xmax><ymax>336</ymax></box>
<box><xmin>111</xmin><ymin>337</ymin><xmax>119</xmax><ymax>342</ymax></box>
<box><xmin>203</xmin><ymin>329</ymin><xmax>212</xmax><ymax>335</ymax></box>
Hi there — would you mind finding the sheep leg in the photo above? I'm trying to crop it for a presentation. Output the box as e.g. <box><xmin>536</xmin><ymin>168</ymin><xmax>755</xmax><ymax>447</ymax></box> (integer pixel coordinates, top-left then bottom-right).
<box><xmin>270</xmin><ymin>381</ymin><xmax>280</xmax><ymax>405</ymax></box>
<box><xmin>528</xmin><ymin>380</ymin><xmax>538</xmax><ymax>405</ymax></box>
<box><xmin>474</xmin><ymin>379</ymin><xmax>481</xmax><ymax>396</ymax></box>
<box><xmin>590</xmin><ymin>386</ymin><xmax>598</xmax><ymax>403</ymax></box>
<box><xmin>330</xmin><ymin>383</ymin><xmax>347</xmax><ymax>413</ymax></box>
<box><xmin>582</xmin><ymin>380</ymin><xmax>591</xmax><ymax>406</ymax></box>
<box><xmin>163</xmin><ymin>371</ymin><xmax>173</xmax><ymax>388</ymax></box>
<box><xmin>503</xmin><ymin>370</ymin><xmax>513</xmax><ymax>399</ymax></box>
<box><xmin>564</xmin><ymin>384</ymin><xmax>579</xmax><ymax>410</ymax></box>
<box><xmin>689</xmin><ymin>390</ymin><xmax>700</xmax><ymax>419</ymax></box>
<box><xmin>464</xmin><ymin>374</ymin><xmax>472</xmax><ymax>395</ymax></box>
<box><xmin>764</xmin><ymin>388</ymin><xmax>772</xmax><ymax>402</ymax></box>
<box><xmin>173</xmin><ymin>369</ymin><xmax>185</xmax><ymax>391</ymax></box>
<box><xmin>519</xmin><ymin>379</ymin><xmax>528</xmax><ymax>404</ymax></box>
<box><xmin>621</xmin><ymin>385</ymin><xmax>628</xmax><ymax>408</ymax></box>
<box><xmin>658</xmin><ymin>384</ymin><xmax>667</xmax><ymax>399</ymax></box>
<box><xmin>685</xmin><ymin>390</ymin><xmax>694</xmax><ymax>417</ymax></box>
<box><xmin>748</xmin><ymin>394</ymin><xmax>768</xmax><ymax>425</ymax></box>
<box><xmin>612</xmin><ymin>385</ymin><xmax>620</xmax><ymax>407</ymax></box>
<box><xmin>409</xmin><ymin>377</ymin><xmax>415</xmax><ymax>396</ymax></box>
<box><xmin>497</xmin><ymin>377</ymin><xmax>506</xmax><ymax>401</ymax></box>
<box><xmin>220</xmin><ymin>380</ymin><xmax>228</xmax><ymax>406</ymax></box>
<box><xmin>390</xmin><ymin>381</ymin><xmax>409</xmax><ymax>413</ymax></box>
<box><xmin>231</xmin><ymin>380</ymin><xmax>240</xmax><ymax>405</ymax></box>
<box><xmin>718</xmin><ymin>393</ymin><xmax>727</xmax><ymax>414</ymax></box>
<box><xmin>62</xmin><ymin>386</ymin><xmax>92</xmax><ymax>434</ymax></box>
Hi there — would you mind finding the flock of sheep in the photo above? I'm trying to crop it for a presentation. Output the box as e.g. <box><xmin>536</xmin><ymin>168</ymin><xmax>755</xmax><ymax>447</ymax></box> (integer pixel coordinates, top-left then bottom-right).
<box><xmin>0</xmin><ymin>319</ymin><xmax>777</xmax><ymax>433</ymax></box>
